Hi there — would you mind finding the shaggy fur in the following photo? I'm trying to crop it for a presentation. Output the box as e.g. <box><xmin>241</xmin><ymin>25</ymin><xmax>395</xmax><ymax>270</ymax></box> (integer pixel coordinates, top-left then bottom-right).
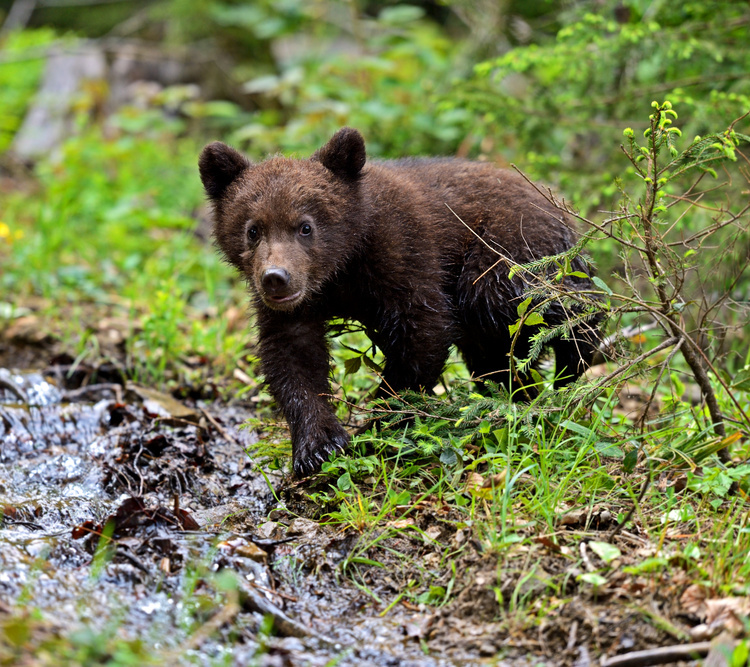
<box><xmin>199</xmin><ymin>128</ymin><xmax>600</xmax><ymax>476</ymax></box>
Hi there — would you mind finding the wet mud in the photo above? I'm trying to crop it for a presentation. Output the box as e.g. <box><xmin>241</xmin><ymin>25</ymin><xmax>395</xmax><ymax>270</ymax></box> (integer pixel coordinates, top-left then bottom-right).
<box><xmin>0</xmin><ymin>362</ymin><xmax>537</xmax><ymax>666</ymax></box>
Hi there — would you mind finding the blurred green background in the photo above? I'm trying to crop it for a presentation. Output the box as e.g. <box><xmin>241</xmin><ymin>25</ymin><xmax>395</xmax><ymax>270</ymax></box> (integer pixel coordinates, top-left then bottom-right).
<box><xmin>1</xmin><ymin>0</ymin><xmax>749</xmax><ymax>383</ymax></box>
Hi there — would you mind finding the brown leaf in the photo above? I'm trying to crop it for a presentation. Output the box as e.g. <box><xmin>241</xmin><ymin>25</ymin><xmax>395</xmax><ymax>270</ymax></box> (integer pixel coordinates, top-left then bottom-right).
<box><xmin>174</xmin><ymin>508</ymin><xmax>200</xmax><ymax>530</ymax></box>
<box><xmin>534</xmin><ymin>536</ymin><xmax>562</xmax><ymax>553</ymax></box>
<box><xmin>71</xmin><ymin>520</ymin><xmax>99</xmax><ymax>540</ymax></box>
<box><xmin>704</xmin><ymin>597</ymin><xmax>750</xmax><ymax>636</ymax></box>
<box><xmin>681</xmin><ymin>583</ymin><xmax>709</xmax><ymax>616</ymax></box>
<box><xmin>126</xmin><ymin>382</ymin><xmax>199</xmax><ymax>422</ymax></box>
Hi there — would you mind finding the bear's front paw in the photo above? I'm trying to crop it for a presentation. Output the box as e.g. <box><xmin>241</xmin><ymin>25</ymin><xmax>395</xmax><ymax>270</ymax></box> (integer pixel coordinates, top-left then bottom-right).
<box><xmin>293</xmin><ymin>422</ymin><xmax>350</xmax><ymax>477</ymax></box>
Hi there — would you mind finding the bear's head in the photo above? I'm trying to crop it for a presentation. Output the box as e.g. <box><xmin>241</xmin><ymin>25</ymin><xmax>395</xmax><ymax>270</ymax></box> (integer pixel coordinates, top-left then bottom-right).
<box><xmin>199</xmin><ymin>128</ymin><xmax>368</xmax><ymax>311</ymax></box>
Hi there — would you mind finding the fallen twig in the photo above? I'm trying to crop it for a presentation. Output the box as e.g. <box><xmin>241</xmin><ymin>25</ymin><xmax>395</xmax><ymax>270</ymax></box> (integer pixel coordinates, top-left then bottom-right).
<box><xmin>238</xmin><ymin>578</ymin><xmax>341</xmax><ymax>646</ymax></box>
<box><xmin>600</xmin><ymin>641</ymin><xmax>713</xmax><ymax>667</ymax></box>
<box><xmin>0</xmin><ymin>376</ymin><xmax>28</xmax><ymax>402</ymax></box>
<box><xmin>63</xmin><ymin>382</ymin><xmax>123</xmax><ymax>403</ymax></box>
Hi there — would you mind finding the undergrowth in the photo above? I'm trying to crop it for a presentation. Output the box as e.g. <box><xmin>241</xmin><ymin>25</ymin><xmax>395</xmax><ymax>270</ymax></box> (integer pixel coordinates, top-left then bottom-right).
<box><xmin>2</xmin><ymin>18</ymin><xmax>750</xmax><ymax>661</ymax></box>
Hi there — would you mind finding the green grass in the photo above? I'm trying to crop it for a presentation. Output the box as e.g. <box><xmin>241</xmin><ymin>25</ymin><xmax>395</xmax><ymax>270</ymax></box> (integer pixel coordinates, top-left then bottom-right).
<box><xmin>2</xmin><ymin>113</ymin><xmax>251</xmax><ymax>386</ymax></box>
<box><xmin>0</xmin><ymin>29</ymin><xmax>58</xmax><ymax>152</ymax></box>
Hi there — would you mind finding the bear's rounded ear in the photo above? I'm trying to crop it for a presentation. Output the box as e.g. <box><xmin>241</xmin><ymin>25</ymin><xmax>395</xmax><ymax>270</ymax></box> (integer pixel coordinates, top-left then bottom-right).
<box><xmin>314</xmin><ymin>128</ymin><xmax>366</xmax><ymax>179</ymax></box>
<box><xmin>199</xmin><ymin>142</ymin><xmax>251</xmax><ymax>201</ymax></box>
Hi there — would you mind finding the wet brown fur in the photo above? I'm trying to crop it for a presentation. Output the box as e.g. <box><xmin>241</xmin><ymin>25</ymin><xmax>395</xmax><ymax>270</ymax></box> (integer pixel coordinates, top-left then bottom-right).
<box><xmin>199</xmin><ymin>128</ymin><xmax>601</xmax><ymax>476</ymax></box>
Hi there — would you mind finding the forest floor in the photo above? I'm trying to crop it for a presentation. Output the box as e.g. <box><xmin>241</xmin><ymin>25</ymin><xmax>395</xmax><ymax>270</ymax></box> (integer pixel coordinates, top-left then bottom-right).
<box><xmin>1</xmin><ymin>80</ymin><xmax>748</xmax><ymax>665</ymax></box>
<box><xmin>0</xmin><ymin>326</ymin><xmax>738</xmax><ymax>667</ymax></box>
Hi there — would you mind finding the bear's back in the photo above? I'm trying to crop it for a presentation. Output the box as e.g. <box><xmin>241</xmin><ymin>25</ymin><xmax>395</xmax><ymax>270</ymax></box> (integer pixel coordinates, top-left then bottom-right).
<box><xmin>365</xmin><ymin>157</ymin><xmax>577</xmax><ymax>265</ymax></box>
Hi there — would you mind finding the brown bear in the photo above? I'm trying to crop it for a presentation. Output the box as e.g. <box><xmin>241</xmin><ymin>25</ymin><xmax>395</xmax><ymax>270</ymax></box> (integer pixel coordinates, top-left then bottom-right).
<box><xmin>199</xmin><ymin>128</ymin><xmax>601</xmax><ymax>477</ymax></box>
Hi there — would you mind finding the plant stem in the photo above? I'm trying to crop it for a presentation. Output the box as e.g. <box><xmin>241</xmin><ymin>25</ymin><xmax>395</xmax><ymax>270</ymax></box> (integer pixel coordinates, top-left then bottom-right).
<box><xmin>642</xmin><ymin>109</ymin><xmax>728</xmax><ymax>461</ymax></box>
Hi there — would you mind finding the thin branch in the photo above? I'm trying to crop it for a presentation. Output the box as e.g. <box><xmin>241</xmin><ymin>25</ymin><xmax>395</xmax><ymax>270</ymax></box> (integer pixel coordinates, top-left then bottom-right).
<box><xmin>635</xmin><ymin>338</ymin><xmax>685</xmax><ymax>433</ymax></box>
<box><xmin>512</xmin><ymin>169</ymin><xmax>649</xmax><ymax>252</ymax></box>
<box><xmin>667</xmin><ymin>201</ymin><xmax>750</xmax><ymax>247</ymax></box>
<box><xmin>582</xmin><ymin>337</ymin><xmax>681</xmax><ymax>398</ymax></box>
<box><xmin>600</xmin><ymin>641</ymin><xmax>713</xmax><ymax>667</ymax></box>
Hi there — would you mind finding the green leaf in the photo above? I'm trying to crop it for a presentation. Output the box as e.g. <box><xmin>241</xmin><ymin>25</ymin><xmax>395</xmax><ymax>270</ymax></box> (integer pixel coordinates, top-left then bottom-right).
<box><xmin>343</xmin><ymin>356</ymin><xmax>362</xmax><ymax>376</ymax></box>
<box><xmin>388</xmin><ymin>490</ymin><xmax>412</xmax><ymax>506</ymax></box>
<box><xmin>732</xmin><ymin>367</ymin><xmax>750</xmax><ymax>392</ymax></box>
<box><xmin>592</xmin><ymin>276</ymin><xmax>613</xmax><ymax>295</ymax></box>
<box><xmin>731</xmin><ymin>640</ymin><xmax>749</xmax><ymax>667</ymax></box>
<box><xmin>524</xmin><ymin>312</ymin><xmax>546</xmax><ymax>327</ymax></box>
<box><xmin>623</xmin><ymin>557</ymin><xmax>668</xmax><ymax>574</ymax></box>
<box><xmin>517</xmin><ymin>296</ymin><xmax>532</xmax><ymax>317</ymax></box>
<box><xmin>578</xmin><ymin>573</ymin><xmax>607</xmax><ymax>587</ymax></box>
<box><xmin>337</xmin><ymin>472</ymin><xmax>352</xmax><ymax>492</ymax></box>
<box><xmin>623</xmin><ymin>447</ymin><xmax>638</xmax><ymax>473</ymax></box>
<box><xmin>589</xmin><ymin>541</ymin><xmax>621</xmax><ymax>564</ymax></box>
<box><xmin>594</xmin><ymin>441</ymin><xmax>624</xmax><ymax>458</ymax></box>
<box><xmin>439</xmin><ymin>447</ymin><xmax>459</xmax><ymax>466</ymax></box>
<box><xmin>417</xmin><ymin>585</ymin><xmax>446</xmax><ymax>604</ymax></box>
<box><xmin>560</xmin><ymin>420</ymin><xmax>594</xmax><ymax>438</ymax></box>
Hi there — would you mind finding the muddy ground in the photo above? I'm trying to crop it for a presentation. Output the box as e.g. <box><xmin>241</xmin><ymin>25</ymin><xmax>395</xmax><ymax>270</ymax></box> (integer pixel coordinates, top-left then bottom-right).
<box><xmin>0</xmin><ymin>336</ymin><xmax>716</xmax><ymax>666</ymax></box>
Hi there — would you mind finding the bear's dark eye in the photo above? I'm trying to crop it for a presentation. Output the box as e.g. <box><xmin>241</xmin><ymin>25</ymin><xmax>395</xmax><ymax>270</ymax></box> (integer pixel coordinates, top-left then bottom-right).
<box><xmin>299</xmin><ymin>222</ymin><xmax>312</xmax><ymax>237</ymax></box>
<box><xmin>247</xmin><ymin>225</ymin><xmax>259</xmax><ymax>242</ymax></box>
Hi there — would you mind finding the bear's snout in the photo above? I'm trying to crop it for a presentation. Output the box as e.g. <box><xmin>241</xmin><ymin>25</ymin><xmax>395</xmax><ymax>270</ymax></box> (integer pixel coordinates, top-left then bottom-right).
<box><xmin>259</xmin><ymin>266</ymin><xmax>303</xmax><ymax>309</ymax></box>
<box><xmin>261</xmin><ymin>267</ymin><xmax>291</xmax><ymax>294</ymax></box>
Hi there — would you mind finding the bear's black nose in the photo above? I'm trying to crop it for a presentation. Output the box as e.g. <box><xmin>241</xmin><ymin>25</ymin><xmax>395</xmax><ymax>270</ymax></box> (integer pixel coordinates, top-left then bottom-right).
<box><xmin>262</xmin><ymin>267</ymin><xmax>291</xmax><ymax>295</ymax></box>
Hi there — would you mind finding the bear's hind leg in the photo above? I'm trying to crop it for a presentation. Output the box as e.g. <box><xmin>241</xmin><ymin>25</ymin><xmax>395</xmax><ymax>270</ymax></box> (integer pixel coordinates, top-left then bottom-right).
<box><xmin>374</xmin><ymin>300</ymin><xmax>454</xmax><ymax>397</ymax></box>
<box><xmin>459</xmin><ymin>333</ymin><xmax>538</xmax><ymax>399</ymax></box>
<box><xmin>551</xmin><ymin>324</ymin><xmax>600</xmax><ymax>388</ymax></box>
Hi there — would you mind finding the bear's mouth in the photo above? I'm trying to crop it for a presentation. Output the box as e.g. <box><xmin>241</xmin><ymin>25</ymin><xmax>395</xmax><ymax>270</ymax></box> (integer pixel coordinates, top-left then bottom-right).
<box><xmin>266</xmin><ymin>291</ymin><xmax>302</xmax><ymax>306</ymax></box>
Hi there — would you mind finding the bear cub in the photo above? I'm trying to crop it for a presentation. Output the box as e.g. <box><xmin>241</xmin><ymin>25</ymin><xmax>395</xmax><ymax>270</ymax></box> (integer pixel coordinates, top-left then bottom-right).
<box><xmin>199</xmin><ymin>128</ymin><xmax>600</xmax><ymax>477</ymax></box>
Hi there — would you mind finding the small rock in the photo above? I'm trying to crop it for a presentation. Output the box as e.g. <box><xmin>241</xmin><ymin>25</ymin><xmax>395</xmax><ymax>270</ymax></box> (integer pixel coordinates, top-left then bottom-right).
<box><xmin>256</xmin><ymin>521</ymin><xmax>281</xmax><ymax>540</ymax></box>
<box><xmin>268</xmin><ymin>508</ymin><xmax>290</xmax><ymax>521</ymax></box>
<box><xmin>235</xmin><ymin>542</ymin><xmax>268</xmax><ymax>563</ymax></box>
<box><xmin>425</xmin><ymin>525</ymin><xmax>443</xmax><ymax>542</ymax></box>
<box><xmin>287</xmin><ymin>517</ymin><xmax>319</xmax><ymax>537</ymax></box>
<box><xmin>478</xmin><ymin>642</ymin><xmax>496</xmax><ymax>656</ymax></box>
<box><xmin>191</xmin><ymin>501</ymin><xmax>246</xmax><ymax>528</ymax></box>
<box><xmin>453</xmin><ymin>528</ymin><xmax>468</xmax><ymax>546</ymax></box>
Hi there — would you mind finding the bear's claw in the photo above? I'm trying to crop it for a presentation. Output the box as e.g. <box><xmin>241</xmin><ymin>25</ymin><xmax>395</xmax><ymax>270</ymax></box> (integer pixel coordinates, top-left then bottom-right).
<box><xmin>292</xmin><ymin>426</ymin><xmax>349</xmax><ymax>477</ymax></box>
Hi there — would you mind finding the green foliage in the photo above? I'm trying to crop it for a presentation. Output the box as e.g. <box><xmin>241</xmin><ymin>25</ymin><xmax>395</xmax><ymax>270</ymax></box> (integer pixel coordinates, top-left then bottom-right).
<box><xmin>6</xmin><ymin>124</ymin><xmax>201</xmax><ymax>294</ymax></box>
<box><xmin>230</xmin><ymin>5</ymin><xmax>472</xmax><ymax>158</ymax></box>
<box><xmin>1</xmin><ymin>112</ymin><xmax>248</xmax><ymax>383</ymax></box>
<box><xmin>454</xmin><ymin>1</ymin><xmax>750</xmax><ymax>210</ymax></box>
<box><xmin>0</xmin><ymin>611</ymin><xmax>163</xmax><ymax>666</ymax></box>
<box><xmin>688</xmin><ymin>464</ymin><xmax>750</xmax><ymax>503</ymax></box>
<box><xmin>0</xmin><ymin>29</ymin><xmax>57</xmax><ymax>152</ymax></box>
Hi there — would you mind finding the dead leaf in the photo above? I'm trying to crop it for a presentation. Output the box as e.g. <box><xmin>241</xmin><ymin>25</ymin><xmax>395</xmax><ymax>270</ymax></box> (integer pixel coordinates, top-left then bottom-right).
<box><xmin>235</xmin><ymin>543</ymin><xmax>268</xmax><ymax>562</ymax></box>
<box><xmin>681</xmin><ymin>583</ymin><xmax>709</xmax><ymax>615</ymax></box>
<box><xmin>5</xmin><ymin>315</ymin><xmax>56</xmax><ymax>344</ymax></box>
<box><xmin>704</xmin><ymin>597</ymin><xmax>750</xmax><ymax>636</ymax></box>
<box><xmin>126</xmin><ymin>382</ymin><xmax>199</xmax><ymax>422</ymax></box>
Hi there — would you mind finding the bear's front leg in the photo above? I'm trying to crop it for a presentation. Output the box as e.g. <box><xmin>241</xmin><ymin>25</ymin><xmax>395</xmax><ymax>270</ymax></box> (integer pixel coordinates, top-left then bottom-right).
<box><xmin>257</xmin><ymin>309</ymin><xmax>349</xmax><ymax>476</ymax></box>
